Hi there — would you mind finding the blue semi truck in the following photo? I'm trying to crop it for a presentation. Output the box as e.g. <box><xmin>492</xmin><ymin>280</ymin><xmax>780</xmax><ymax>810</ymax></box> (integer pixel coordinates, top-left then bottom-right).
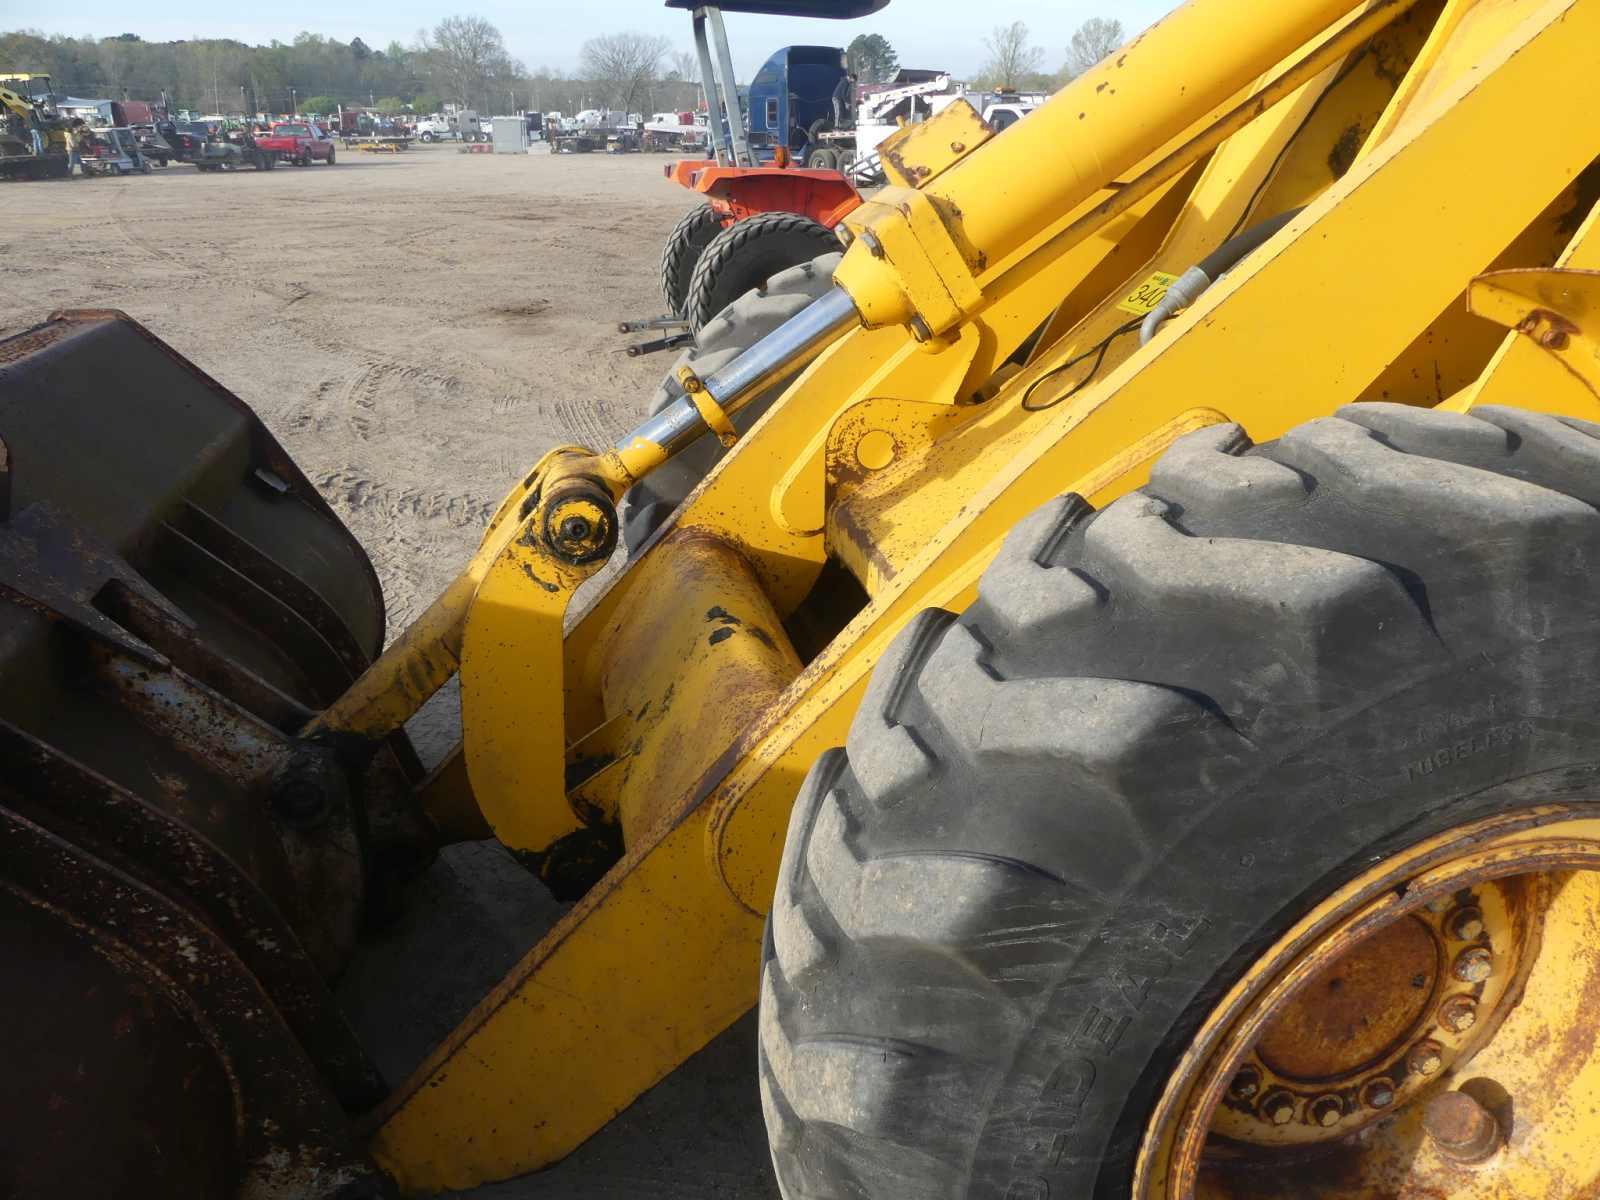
<box><xmin>744</xmin><ymin>44</ymin><xmax>852</xmax><ymax>161</ymax></box>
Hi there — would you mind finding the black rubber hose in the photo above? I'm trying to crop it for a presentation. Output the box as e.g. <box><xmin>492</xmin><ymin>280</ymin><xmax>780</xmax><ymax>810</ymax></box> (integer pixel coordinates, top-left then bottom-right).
<box><xmin>1141</xmin><ymin>207</ymin><xmax>1307</xmax><ymax>344</ymax></box>
<box><xmin>1195</xmin><ymin>205</ymin><xmax>1305</xmax><ymax>279</ymax></box>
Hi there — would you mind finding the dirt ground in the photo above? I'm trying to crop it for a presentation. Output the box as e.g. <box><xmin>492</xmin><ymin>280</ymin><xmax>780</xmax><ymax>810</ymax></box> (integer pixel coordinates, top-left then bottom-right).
<box><xmin>1</xmin><ymin>145</ymin><xmax>780</xmax><ymax>1198</ymax></box>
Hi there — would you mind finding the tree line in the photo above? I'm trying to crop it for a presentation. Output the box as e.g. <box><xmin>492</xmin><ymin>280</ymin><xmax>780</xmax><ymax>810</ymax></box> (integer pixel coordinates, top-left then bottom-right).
<box><xmin>0</xmin><ymin>16</ymin><xmax>1124</xmax><ymax>119</ymax></box>
<box><xmin>0</xmin><ymin>22</ymin><xmax>701</xmax><ymax>117</ymax></box>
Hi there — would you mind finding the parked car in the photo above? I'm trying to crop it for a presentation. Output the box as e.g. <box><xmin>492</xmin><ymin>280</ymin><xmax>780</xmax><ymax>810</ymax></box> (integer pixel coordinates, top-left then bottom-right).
<box><xmin>252</xmin><ymin>121</ymin><xmax>336</xmax><ymax>166</ymax></box>
<box><xmin>154</xmin><ymin>120</ymin><xmax>211</xmax><ymax>162</ymax></box>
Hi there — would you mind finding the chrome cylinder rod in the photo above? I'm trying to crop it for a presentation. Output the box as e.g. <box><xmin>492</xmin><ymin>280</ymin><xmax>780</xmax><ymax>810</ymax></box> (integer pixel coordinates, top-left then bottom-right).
<box><xmin>620</xmin><ymin>286</ymin><xmax>861</xmax><ymax>458</ymax></box>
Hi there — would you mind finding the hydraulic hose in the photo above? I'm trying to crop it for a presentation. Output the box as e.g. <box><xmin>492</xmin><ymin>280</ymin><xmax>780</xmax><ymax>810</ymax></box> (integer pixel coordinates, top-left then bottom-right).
<box><xmin>1140</xmin><ymin>207</ymin><xmax>1306</xmax><ymax>344</ymax></box>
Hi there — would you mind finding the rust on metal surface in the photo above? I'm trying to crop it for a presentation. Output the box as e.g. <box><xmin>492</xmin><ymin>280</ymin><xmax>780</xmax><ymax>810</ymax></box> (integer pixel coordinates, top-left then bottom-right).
<box><xmin>0</xmin><ymin>802</ymin><xmax>385</xmax><ymax>1198</ymax></box>
<box><xmin>594</xmin><ymin>528</ymin><xmax>801</xmax><ymax>846</ymax></box>
<box><xmin>1209</xmin><ymin>875</ymin><xmax>1537</xmax><ymax>1150</ymax></box>
<box><xmin>876</xmin><ymin>97</ymin><xmax>993</xmax><ymax>191</ymax></box>
<box><xmin>1422</xmin><ymin>1089</ymin><xmax>1502</xmax><ymax>1163</ymax></box>
<box><xmin>0</xmin><ymin>310</ymin><xmax>443</xmax><ymax>1195</ymax></box>
<box><xmin>0</xmin><ymin>717</ymin><xmax>384</xmax><ymax>1109</ymax></box>
<box><xmin>1253</xmin><ymin>915</ymin><xmax>1439</xmax><ymax>1082</ymax></box>
<box><xmin>1139</xmin><ymin>806</ymin><xmax>1600</xmax><ymax>1200</ymax></box>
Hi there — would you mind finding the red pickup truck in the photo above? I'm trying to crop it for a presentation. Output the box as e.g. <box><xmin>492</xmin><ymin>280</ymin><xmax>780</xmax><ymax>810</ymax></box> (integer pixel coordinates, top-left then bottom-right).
<box><xmin>254</xmin><ymin>122</ymin><xmax>337</xmax><ymax>167</ymax></box>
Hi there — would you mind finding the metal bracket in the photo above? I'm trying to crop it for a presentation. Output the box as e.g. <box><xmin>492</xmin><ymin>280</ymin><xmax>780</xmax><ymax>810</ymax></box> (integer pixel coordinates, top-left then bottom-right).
<box><xmin>835</xmin><ymin>185</ymin><xmax>985</xmax><ymax>335</ymax></box>
<box><xmin>678</xmin><ymin>366</ymin><xmax>740</xmax><ymax>447</ymax></box>
<box><xmin>1468</xmin><ymin>267</ymin><xmax>1600</xmax><ymax>400</ymax></box>
<box><xmin>876</xmin><ymin>98</ymin><xmax>992</xmax><ymax>190</ymax></box>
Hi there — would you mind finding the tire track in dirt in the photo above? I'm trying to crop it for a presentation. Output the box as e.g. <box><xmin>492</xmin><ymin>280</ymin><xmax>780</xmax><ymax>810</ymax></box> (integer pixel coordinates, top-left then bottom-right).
<box><xmin>315</xmin><ymin>467</ymin><xmax>498</xmax><ymax>529</ymax></box>
<box><xmin>112</xmin><ymin>191</ymin><xmax>310</xmax><ymax>305</ymax></box>
<box><xmin>551</xmin><ymin>396</ymin><xmax>633</xmax><ymax>452</ymax></box>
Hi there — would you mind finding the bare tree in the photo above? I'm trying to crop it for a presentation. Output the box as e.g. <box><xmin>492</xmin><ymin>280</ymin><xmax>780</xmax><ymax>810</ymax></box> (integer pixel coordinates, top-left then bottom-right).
<box><xmin>420</xmin><ymin>15</ymin><xmax>520</xmax><ymax>109</ymax></box>
<box><xmin>579</xmin><ymin>32</ymin><xmax>671</xmax><ymax>113</ymax></box>
<box><xmin>667</xmin><ymin>49</ymin><xmax>700</xmax><ymax>83</ymax></box>
<box><xmin>1061</xmin><ymin>17</ymin><xmax>1124</xmax><ymax>81</ymax></box>
<box><xmin>979</xmin><ymin>21</ymin><xmax>1044</xmax><ymax>89</ymax></box>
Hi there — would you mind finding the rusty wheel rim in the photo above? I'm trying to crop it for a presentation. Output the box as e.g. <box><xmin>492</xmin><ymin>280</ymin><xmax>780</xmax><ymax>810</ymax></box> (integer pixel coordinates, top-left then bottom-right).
<box><xmin>1134</xmin><ymin>804</ymin><xmax>1600</xmax><ymax>1199</ymax></box>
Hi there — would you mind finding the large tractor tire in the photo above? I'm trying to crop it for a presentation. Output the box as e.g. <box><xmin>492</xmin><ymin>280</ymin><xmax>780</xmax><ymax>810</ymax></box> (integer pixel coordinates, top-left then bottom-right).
<box><xmin>622</xmin><ymin>251</ymin><xmax>841</xmax><ymax>551</ymax></box>
<box><xmin>685</xmin><ymin>211</ymin><xmax>840</xmax><ymax>333</ymax></box>
<box><xmin>661</xmin><ymin>204</ymin><xmax>724</xmax><ymax>318</ymax></box>
<box><xmin>761</xmin><ymin>404</ymin><xmax>1600</xmax><ymax>1200</ymax></box>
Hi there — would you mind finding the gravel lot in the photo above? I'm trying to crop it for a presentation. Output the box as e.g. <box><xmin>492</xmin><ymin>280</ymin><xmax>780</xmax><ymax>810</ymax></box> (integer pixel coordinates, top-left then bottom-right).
<box><xmin>2</xmin><ymin>144</ymin><xmax>779</xmax><ymax>1199</ymax></box>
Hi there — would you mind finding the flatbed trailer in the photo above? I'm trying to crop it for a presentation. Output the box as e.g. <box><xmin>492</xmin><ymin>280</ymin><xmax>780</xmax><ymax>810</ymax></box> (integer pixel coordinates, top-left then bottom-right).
<box><xmin>340</xmin><ymin>135</ymin><xmax>411</xmax><ymax>153</ymax></box>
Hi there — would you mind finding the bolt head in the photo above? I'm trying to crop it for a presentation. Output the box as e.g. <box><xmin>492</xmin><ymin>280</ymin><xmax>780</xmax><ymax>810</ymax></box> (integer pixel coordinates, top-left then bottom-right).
<box><xmin>1308</xmin><ymin>1095</ymin><xmax>1345</xmax><ymax>1128</ymax></box>
<box><xmin>1361</xmin><ymin>1078</ymin><xmax>1396</xmax><ymax>1110</ymax></box>
<box><xmin>1260</xmin><ymin>1090</ymin><xmax>1297</xmax><ymax>1126</ymax></box>
<box><xmin>1423</xmin><ymin>1089</ymin><xmax>1503</xmax><ymax>1163</ymax></box>
<box><xmin>1448</xmin><ymin>906</ymin><xmax>1485</xmax><ymax>941</ymax></box>
<box><xmin>559</xmin><ymin>516</ymin><xmax>592</xmax><ymax>542</ymax></box>
<box><xmin>1440</xmin><ymin>995</ymin><xmax>1479</xmax><ymax>1034</ymax></box>
<box><xmin>950</xmin><ymin>140</ymin><xmax>966</xmax><ymax>152</ymax></box>
<box><xmin>1228</xmin><ymin>1066</ymin><xmax>1260</xmax><ymax>1100</ymax></box>
<box><xmin>1539</xmin><ymin>328</ymin><xmax>1570</xmax><ymax>350</ymax></box>
<box><xmin>1408</xmin><ymin>1040</ymin><xmax>1444</xmax><ymax>1077</ymax></box>
<box><xmin>1453</xmin><ymin>946</ymin><xmax>1494</xmax><ymax>984</ymax></box>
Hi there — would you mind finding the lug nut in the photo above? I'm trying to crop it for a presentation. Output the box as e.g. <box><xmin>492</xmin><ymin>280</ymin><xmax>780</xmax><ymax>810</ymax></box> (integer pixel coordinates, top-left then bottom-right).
<box><xmin>1229</xmin><ymin>1066</ymin><xmax>1261</xmax><ymax>1101</ymax></box>
<box><xmin>1307</xmin><ymin>1095</ymin><xmax>1345</xmax><ymax>1128</ymax></box>
<box><xmin>1361</xmin><ymin>1078</ymin><xmax>1396</xmax><ymax>1110</ymax></box>
<box><xmin>1439</xmin><ymin>994</ymin><xmax>1479</xmax><ymax>1034</ymax></box>
<box><xmin>1423</xmin><ymin>1090</ymin><xmax>1503</xmax><ymax>1163</ymax></box>
<box><xmin>1448</xmin><ymin>905</ymin><xmax>1486</xmax><ymax>941</ymax></box>
<box><xmin>1453</xmin><ymin>946</ymin><xmax>1494</xmax><ymax>984</ymax></box>
<box><xmin>1408</xmin><ymin>1040</ymin><xmax>1444</xmax><ymax>1077</ymax></box>
<box><xmin>1260</xmin><ymin>1090</ymin><xmax>1297</xmax><ymax>1126</ymax></box>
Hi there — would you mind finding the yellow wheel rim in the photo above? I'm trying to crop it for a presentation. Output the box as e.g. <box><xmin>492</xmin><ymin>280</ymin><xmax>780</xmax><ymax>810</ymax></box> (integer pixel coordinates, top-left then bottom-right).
<box><xmin>1136</xmin><ymin>804</ymin><xmax>1600</xmax><ymax>1199</ymax></box>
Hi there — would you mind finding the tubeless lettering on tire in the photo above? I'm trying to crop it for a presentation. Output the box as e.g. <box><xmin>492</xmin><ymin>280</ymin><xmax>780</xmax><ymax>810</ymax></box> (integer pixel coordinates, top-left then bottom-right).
<box><xmin>1007</xmin><ymin>916</ymin><xmax>1210</xmax><ymax>1195</ymax></box>
<box><xmin>1405</xmin><ymin>720</ymin><xmax>1536</xmax><ymax>781</ymax></box>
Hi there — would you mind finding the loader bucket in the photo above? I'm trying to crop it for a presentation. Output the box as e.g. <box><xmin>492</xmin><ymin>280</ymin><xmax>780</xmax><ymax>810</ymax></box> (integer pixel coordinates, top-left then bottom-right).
<box><xmin>0</xmin><ymin>310</ymin><xmax>421</xmax><ymax>1198</ymax></box>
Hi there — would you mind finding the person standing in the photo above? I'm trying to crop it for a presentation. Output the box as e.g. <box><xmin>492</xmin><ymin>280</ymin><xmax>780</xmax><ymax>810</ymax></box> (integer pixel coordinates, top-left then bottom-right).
<box><xmin>66</xmin><ymin>119</ymin><xmax>86</xmax><ymax>176</ymax></box>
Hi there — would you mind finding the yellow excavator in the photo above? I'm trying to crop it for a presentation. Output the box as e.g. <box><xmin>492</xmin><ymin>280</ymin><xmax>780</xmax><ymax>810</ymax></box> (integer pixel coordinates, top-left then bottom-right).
<box><xmin>0</xmin><ymin>73</ymin><xmax>68</xmax><ymax>179</ymax></box>
<box><xmin>5</xmin><ymin>0</ymin><xmax>1600</xmax><ymax>1196</ymax></box>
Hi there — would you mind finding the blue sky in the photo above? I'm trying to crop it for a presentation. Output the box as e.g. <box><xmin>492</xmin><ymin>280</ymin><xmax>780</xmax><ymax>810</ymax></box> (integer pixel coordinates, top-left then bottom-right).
<box><xmin>15</xmin><ymin>1</ymin><xmax>1179</xmax><ymax>80</ymax></box>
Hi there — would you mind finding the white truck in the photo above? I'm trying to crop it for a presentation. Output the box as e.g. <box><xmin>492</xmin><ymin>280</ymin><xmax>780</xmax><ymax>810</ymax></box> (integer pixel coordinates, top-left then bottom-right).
<box><xmin>552</xmin><ymin>109</ymin><xmax>640</xmax><ymax>154</ymax></box>
<box><xmin>642</xmin><ymin>111</ymin><xmax>709</xmax><ymax>152</ymax></box>
<box><xmin>415</xmin><ymin>110</ymin><xmax>486</xmax><ymax>143</ymax></box>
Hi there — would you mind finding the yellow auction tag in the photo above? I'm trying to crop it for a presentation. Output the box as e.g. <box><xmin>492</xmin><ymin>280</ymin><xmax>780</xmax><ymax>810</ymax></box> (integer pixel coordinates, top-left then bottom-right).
<box><xmin>1116</xmin><ymin>271</ymin><xmax>1178</xmax><ymax>316</ymax></box>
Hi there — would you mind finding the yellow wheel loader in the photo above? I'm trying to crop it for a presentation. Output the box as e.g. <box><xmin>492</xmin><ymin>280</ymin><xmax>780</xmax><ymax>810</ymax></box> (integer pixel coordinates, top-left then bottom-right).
<box><xmin>6</xmin><ymin>0</ymin><xmax>1600</xmax><ymax>1196</ymax></box>
<box><xmin>0</xmin><ymin>75</ymin><xmax>69</xmax><ymax>179</ymax></box>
